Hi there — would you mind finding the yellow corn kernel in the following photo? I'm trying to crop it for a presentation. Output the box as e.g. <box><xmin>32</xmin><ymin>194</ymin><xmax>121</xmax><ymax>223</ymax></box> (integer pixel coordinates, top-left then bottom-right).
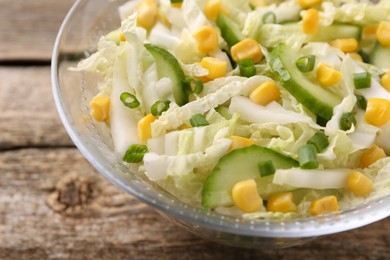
<box><xmin>138</xmin><ymin>114</ymin><xmax>157</xmax><ymax>142</ymax></box>
<box><xmin>171</xmin><ymin>2</ymin><xmax>182</xmax><ymax>8</ymax></box>
<box><xmin>347</xmin><ymin>171</ymin><xmax>373</xmax><ymax>197</ymax></box>
<box><xmin>194</xmin><ymin>62</ymin><xmax>210</xmax><ymax>82</ymax></box>
<box><xmin>381</xmin><ymin>72</ymin><xmax>390</xmax><ymax>92</ymax></box>
<box><xmin>309</xmin><ymin>195</ymin><xmax>339</xmax><ymax>216</ymax></box>
<box><xmin>330</xmin><ymin>38</ymin><xmax>359</xmax><ymax>53</ymax></box>
<box><xmin>364</xmin><ymin>98</ymin><xmax>390</xmax><ymax>126</ymax></box>
<box><xmin>348</xmin><ymin>52</ymin><xmax>363</xmax><ymax>62</ymax></box>
<box><xmin>232</xmin><ymin>179</ymin><xmax>263</xmax><ymax>213</ymax></box>
<box><xmin>360</xmin><ymin>145</ymin><xmax>386</xmax><ymax>168</ymax></box>
<box><xmin>119</xmin><ymin>33</ymin><xmax>126</xmax><ymax>42</ymax></box>
<box><xmin>363</xmin><ymin>24</ymin><xmax>378</xmax><ymax>37</ymax></box>
<box><xmin>249</xmin><ymin>81</ymin><xmax>281</xmax><ymax>106</ymax></box>
<box><xmin>297</xmin><ymin>0</ymin><xmax>322</xmax><ymax>9</ymax></box>
<box><xmin>195</xmin><ymin>75</ymin><xmax>212</xmax><ymax>83</ymax></box>
<box><xmin>316</xmin><ymin>64</ymin><xmax>343</xmax><ymax>87</ymax></box>
<box><xmin>231</xmin><ymin>38</ymin><xmax>263</xmax><ymax>63</ymax></box>
<box><xmin>89</xmin><ymin>96</ymin><xmax>111</xmax><ymax>122</ymax></box>
<box><xmin>200</xmin><ymin>57</ymin><xmax>227</xmax><ymax>79</ymax></box>
<box><xmin>267</xmin><ymin>192</ymin><xmax>297</xmax><ymax>213</ymax></box>
<box><xmin>204</xmin><ymin>0</ymin><xmax>224</xmax><ymax>21</ymax></box>
<box><xmin>302</xmin><ymin>8</ymin><xmax>319</xmax><ymax>35</ymax></box>
<box><xmin>137</xmin><ymin>0</ymin><xmax>158</xmax><ymax>30</ymax></box>
<box><xmin>376</xmin><ymin>21</ymin><xmax>390</xmax><ymax>46</ymax></box>
<box><xmin>193</xmin><ymin>26</ymin><xmax>219</xmax><ymax>53</ymax></box>
<box><xmin>228</xmin><ymin>136</ymin><xmax>255</xmax><ymax>152</ymax></box>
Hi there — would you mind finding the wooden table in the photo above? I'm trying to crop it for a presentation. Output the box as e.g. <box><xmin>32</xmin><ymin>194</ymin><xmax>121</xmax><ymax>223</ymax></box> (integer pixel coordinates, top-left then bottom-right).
<box><xmin>0</xmin><ymin>1</ymin><xmax>389</xmax><ymax>259</ymax></box>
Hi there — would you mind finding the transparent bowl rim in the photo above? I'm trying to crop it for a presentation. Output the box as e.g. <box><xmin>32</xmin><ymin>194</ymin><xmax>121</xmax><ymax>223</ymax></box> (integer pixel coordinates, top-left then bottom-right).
<box><xmin>51</xmin><ymin>0</ymin><xmax>390</xmax><ymax>238</ymax></box>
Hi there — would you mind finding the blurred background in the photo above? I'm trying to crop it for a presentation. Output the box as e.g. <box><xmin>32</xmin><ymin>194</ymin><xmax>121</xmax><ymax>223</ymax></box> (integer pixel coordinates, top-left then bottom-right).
<box><xmin>0</xmin><ymin>0</ymin><xmax>388</xmax><ymax>259</ymax></box>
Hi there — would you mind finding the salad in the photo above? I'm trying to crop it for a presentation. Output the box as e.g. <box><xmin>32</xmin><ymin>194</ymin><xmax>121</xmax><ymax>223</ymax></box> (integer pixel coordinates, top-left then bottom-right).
<box><xmin>75</xmin><ymin>0</ymin><xmax>390</xmax><ymax>219</ymax></box>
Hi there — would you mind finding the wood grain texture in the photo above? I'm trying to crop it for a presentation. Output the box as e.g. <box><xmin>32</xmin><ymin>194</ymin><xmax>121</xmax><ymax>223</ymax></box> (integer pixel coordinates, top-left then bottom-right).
<box><xmin>0</xmin><ymin>67</ymin><xmax>72</xmax><ymax>149</ymax></box>
<box><xmin>0</xmin><ymin>0</ymin><xmax>74</xmax><ymax>61</ymax></box>
<box><xmin>0</xmin><ymin>148</ymin><xmax>389</xmax><ymax>260</ymax></box>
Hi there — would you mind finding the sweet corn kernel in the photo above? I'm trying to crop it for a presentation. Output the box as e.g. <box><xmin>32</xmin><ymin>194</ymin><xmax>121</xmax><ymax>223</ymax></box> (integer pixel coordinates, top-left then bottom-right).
<box><xmin>119</xmin><ymin>33</ymin><xmax>126</xmax><ymax>42</ymax></box>
<box><xmin>193</xmin><ymin>26</ymin><xmax>219</xmax><ymax>53</ymax></box>
<box><xmin>89</xmin><ymin>96</ymin><xmax>111</xmax><ymax>122</ymax></box>
<box><xmin>363</xmin><ymin>24</ymin><xmax>378</xmax><ymax>37</ymax></box>
<box><xmin>364</xmin><ymin>98</ymin><xmax>390</xmax><ymax>126</ymax></box>
<box><xmin>381</xmin><ymin>72</ymin><xmax>390</xmax><ymax>92</ymax></box>
<box><xmin>267</xmin><ymin>192</ymin><xmax>297</xmax><ymax>213</ymax></box>
<box><xmin>200</xmin><ymin>57</ymin><xmax>227</xmax><ymax>79</ymax></box>
<box><xmin>204</xmin><ymin>0</ymin><xmax>224</xmax><ymax>21</ymax></box>
<box><xmin>171</xmin><ymin>2</ymin><xmax>182</xmax><ymax>8</ymax></box>
<box><xmin>330</xmin><ymin>38</ymin><xmax>359</xmax><ymax>53</ymax></box>
<box><xmin>376</xmin><ymin>21</ymin><xmax>390</xmax><ymax>46</ymax></box>
<box><xmin>349</xmin><ymin>52</ymin><xmax>363</xmax><ymax>62</ymax></box>
<box><xmin>228</xmin><ymin>136</ymin><xmax>255</xmax><ymax>152</ymax></box>
<box><xmin>316</xmin><ymin>64</ymin><xmax>343</xmax><ymax>87</ymax></box>
<box><xmin>137</xmin><ymin>0</ymin><xmax>158</xmax><ymax>30</ymax></box>
<box><xmin>195</xmin><ymin>75</ymin><xmax>212</xmax><ymax>83</ymax></box>
<box><xmin>302</xmin><ymin>9</ymin><xmax>319</xmax><ymax>35</ymax></box>
<box><xmin>138</xmin><ymin>114</ymin><xmax>157</xmax><ymax>142</ymax></box>
<box><xmin>232</xmin><ymin>179</ymin><xmax>263</xmax><ymax>213</ymax></box>
<box><xmin>309</xmin><ymin>195</ymin><xmax>339</xmax><ymax>216</ymax></box>
<box><xmin>249</xmin><ymin>81</ymin><xmax>281</xmax><ymax>106</ymax></box>
<box><xmin>360</xmin><ymin>145</ymin><xmax>386</xmax><ymax>168</ymax></box>
<box><xmin>347</xmin><ymin>171</ymin><xmax>373</xmax><ymax>197</ymax></box>
<box><xmin>231</xmin><ymin>38</ymin><xmax>263</xmax><ymax>63</ymax></box>
<box><xmin>297</xmin><ymin>0</ymin><xmax>322</xmax><ymax>9</ymax></box>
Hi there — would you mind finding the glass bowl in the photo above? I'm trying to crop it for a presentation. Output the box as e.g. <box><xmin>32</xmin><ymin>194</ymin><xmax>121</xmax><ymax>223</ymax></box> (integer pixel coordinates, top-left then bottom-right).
<box><xmin>51</xmin><ymin>0</ymin><xmax>390</xmax><ymax>248</ymax></box>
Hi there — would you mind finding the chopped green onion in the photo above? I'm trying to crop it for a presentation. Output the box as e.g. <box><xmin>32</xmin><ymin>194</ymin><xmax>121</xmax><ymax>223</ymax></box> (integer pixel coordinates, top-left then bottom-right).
<box><xmin>238</xmin><ymin>58</ymin><xmax>256</xmax><ymax>77</ymax></box>
<box><xmin>262</xmin><ymin>11</ymin><xmax>277</xmax><ymax>24</ymax></box>
<box><xmin>316</xmin><ymin>116</ymin><xmax>328</xmax><ymax>127</ymax></box>
<box><xmin>120</xmin><ymin>92</ymin><xmax>140</xmax><ymax>108</ymax></box>
<box><xmin>298</xmin><ymin>144</ymin><xmax>319</xmax><ymax>169</ymax></box>
<box><xmin>183</xmin><ymin>77</ymin><xmax>204</xmax><ymax>94</ymax></box>
<box><xmin>170</xmin><ymin>0</ymin><xmax>182</xmax><ymax>3</ymax></box>
<box><xmin>339</xmin><ymin>112</ymin><xmax>356</xmax><ymax>131</ymax></box>
<box><xmin>151</xmin><ymin>100</ymin><xmax>170</xmax><ymax>116</ymax></box>
<box><xmin>122</xmin><ymin>144</ymin><xmax>148</xmax><ymax>163</ymax></box>
<box><xmin>296</xmin><ymin>55</ymin><xmax>316</xmax><ymax>73</ymax></box>
<box><xmin>258</xmin><ymin>160</ymin><xmax>275</xmax><ymax>177</ymax></box>
<box><xmin>307</xmin><ymin>132</ymin><xmax>329</xmax><ymax>153</ymax></box>
<box><xmin>189</xmin><ymin>114</ymin><xmax>209</xmax><ymax>127</ymax></box>
<box><xmin>354</xmin><ymin>72</ymin><xmax>371</xmax><ymax>89</ymax></box>
<box><xmin>358</xmin><ymin>50</ymin><xmax>370</xmax><ymax>63</ymax></box>
<box><xmin>356</xmin><ymin>94</ymin><xmax>367</xmax><ymax>110</ymax></box>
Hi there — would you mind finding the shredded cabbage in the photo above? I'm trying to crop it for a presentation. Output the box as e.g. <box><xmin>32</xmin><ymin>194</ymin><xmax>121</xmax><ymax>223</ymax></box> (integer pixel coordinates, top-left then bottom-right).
<box><xmin>75</xmin><ymin>0</ymin><xmax>390</xmax><ymax>220</ymax></box>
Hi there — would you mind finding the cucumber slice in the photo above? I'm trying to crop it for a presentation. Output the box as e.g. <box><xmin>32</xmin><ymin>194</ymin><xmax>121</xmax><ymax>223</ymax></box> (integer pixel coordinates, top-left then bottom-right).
<box><xmin>216</xmin><ymin>14</ymin><xmax>244</xmax><ymax>48</ymax></box>
<box><xmin>258</xmin><ymin>23</ymin><xmax>361</xmax><ymax>48</ymax></box>
<box><xmin>201</xmin><ymin>145</ymin><xmax>298</xmax><ymax>209</ymax></box>
<box><xmin>269</xmin><ymin>43</ymin><xmax>342</xmax><ymax>120</ymax></box>
<box><xmin>308</xmin><ymin>23</ymin><xmax>362</xmax><ymax>42</ymax></box>
<box><xmin>370</xmin><ymin>44</ymin><xmax>390</xmax><ymax>71</ymax></box>
<box><xmin>144</xmin><ymin>44</ymin><xmax>188</xmax><ymax>106</ymax></box>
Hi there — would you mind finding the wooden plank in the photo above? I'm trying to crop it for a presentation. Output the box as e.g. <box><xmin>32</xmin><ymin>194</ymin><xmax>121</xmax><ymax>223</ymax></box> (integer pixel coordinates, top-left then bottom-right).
<box><xmin>0</xmin><ymin>148</ymin><xmax>389</xmax><ymax>259</ymax></box>
<box><xmin>0</xmin><ymin>0</ymin><xmax>75</xmax><ymax>61</ymax></box>
<box><xmin>0</xmin><ymin>67</ymin><xmax>73</xmax><ymax>149</ymax></box>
